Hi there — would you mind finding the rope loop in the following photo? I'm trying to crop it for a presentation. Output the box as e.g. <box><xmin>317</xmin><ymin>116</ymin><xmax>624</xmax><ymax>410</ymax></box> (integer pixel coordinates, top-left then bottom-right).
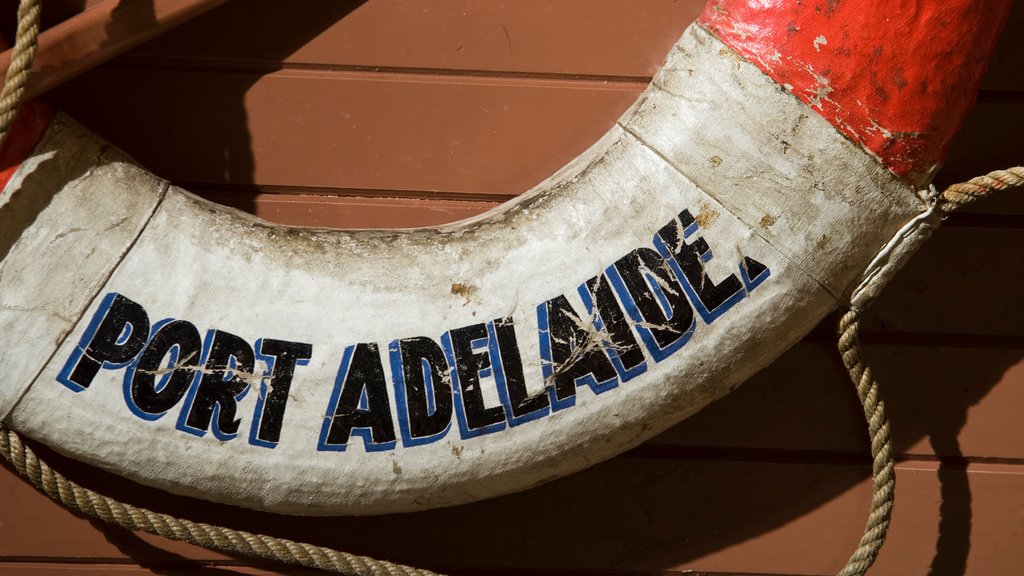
<box><xmin>836</xmin><ymin>164</ymin><xmax>1023</xmax><ymax>575</ymax></box>
<box><xmin>0</xmin><ymin>425</ymin><xmax>441</xmax><ymax>576</ymax></box>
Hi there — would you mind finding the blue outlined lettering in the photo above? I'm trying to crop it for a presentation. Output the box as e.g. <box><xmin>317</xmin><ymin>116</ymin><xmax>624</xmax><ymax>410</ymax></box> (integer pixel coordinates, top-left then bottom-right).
<box><xmin>318</xmin><ymin>343</ymin><xmax>397</xmax><ymax>453</ymax></box>
<box><xmin>537</xmin><ymin>295</ymin><xmax>619</xmax><ymax>412</ymax></box>
<box><xmin>248</xmin><ymin>338</ymin><xmax>312</xmax><ymax>448</ymax></box>
<box><xmin>57</xmin><ymin>292</ymin><xmax>150</xmax><ymax>392</ymax></box>
<box><xmin>389</xmin><ymin>337</ymin><xmax>453</xmax><ymax>448</ymax></box>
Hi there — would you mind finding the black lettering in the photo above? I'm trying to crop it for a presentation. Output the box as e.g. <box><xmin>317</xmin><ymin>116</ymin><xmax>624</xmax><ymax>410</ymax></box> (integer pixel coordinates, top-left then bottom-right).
<box><xmin>539</xmin><ymin>295</ymin><xmax>618</xmax><ymax>408</ymax></box>
<box><xmin>581</xmin><ymin>273</ymin><xmax>647</xmax><ymax>377</ymax></box>
<box><xmin>740</xmin><ymin>255</ymin><xmax>771</xmax><ymax>290</ymax></box>
<box><xmin>445</xmin><ymin>324</ymin><xmax>506</xmax><ymax>435</ymax></box>
<box><xmin>655</xmin><ymin>210</ymin><xmax>744</xmax><ymax>322</ymax></box>
<box><xmin>491</xmin><ymin>318</ymin><xmax>549</xmax><ymax>424</ymax></box>
<box><xmin>252</xmin><ymin>338</ymin><xmax>312</xmax><ymax>446</ymax></box>
<box><xmin>60</xmin><ymin>293</ymin><xmax>150</xmax><ymax>390</ymax></box>
<box><xmin>611</xmin><ymin>248</ymin><xmax>695</xmax><ymax>360</ymax></box>
<box><xmin>129</xmin><ymin>320</ymin><xmax>201</xmax><ymax>417</ymax></box>
<box><xmin>323</xmin><ymin>343</ymin><xmax>396</xmax><ymax>450</ymax></box>
<box><xmin>391</xmin><ymin>337</ymin><xmax>453</xmax><ymax>446</ymax></box>
<box><xmin>182</xmin><ymin>330</ymin><xmax>255</xmax><ymax>438</ymax></box>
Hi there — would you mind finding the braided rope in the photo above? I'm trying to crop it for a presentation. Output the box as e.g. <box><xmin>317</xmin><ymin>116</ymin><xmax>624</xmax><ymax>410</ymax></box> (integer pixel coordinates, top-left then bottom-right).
<box><xmin>836</xmin><ymin>308</ymin><xmax>895</xmax><ymax>576</ymax></box>
<box><xmin>0</xmin><ymin>2</ymin><xmax>438</xmax><ymax>574</ymax></box>
<box><xmin>0</xmin><ymin>425</ymin><xmax>440</xmax><ymax>576</ymax></box>
<box><xmin>835</xmin><ymin>166</ymin><xmax>1024</xmax><ymax>576</ymax></box>
<box><xmin>939</xmin><ymin>166</ymin><xmax>1024</xmax><ymax>213</ymax></box>
<box><xmin>0</xmin><ymin>0</ymin><xmax>40</xmax><ymax>144</ymax></box>
<box><xmin>0</xmin><ymin>1</ymin><xmax>1020</xmax><ymax>574</ymax></box>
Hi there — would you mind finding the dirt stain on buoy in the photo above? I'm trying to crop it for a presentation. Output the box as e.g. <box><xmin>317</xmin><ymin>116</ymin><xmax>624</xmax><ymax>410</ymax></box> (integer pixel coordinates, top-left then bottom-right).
<box><xmin>696</xmin><ymin>204</ymin><xmax>720</xmax><ymax>228</ymax></box>
<box><xmin>451</xmin><ymin>282</ymin><xmax>477</xmax><ymax>305</ymax></box>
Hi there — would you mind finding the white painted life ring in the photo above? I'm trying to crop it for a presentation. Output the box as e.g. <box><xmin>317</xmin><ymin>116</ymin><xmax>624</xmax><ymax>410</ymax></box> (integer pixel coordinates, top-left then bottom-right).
<box><xmin>0</xmin><ymin>0</ymin><xmax>1011</xmax><ymax>515</ymax></box>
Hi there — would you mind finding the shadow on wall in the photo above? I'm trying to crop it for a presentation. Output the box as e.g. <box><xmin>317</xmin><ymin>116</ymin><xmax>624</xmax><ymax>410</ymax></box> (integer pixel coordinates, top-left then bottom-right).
<box><xmin>23</xmin><ymin>311</ymin><xmax>1019</xmax><ymax>573</ymax></box>
<box><xmin>39</xmin><ymin>0</ymin><xmax>371</xmax><ymax>217</ymax></box>
<box><xmin>1</xmin><ymin>0</ymin><xmax>1020</xmax><ymax>574</ymax></box>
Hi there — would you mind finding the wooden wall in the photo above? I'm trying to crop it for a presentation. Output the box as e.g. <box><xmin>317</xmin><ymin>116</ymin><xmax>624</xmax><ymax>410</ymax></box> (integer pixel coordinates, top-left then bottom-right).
<box><xmin>2</xmin><ymin>1</ymin><xmax>1023</xmax><ymax>574</ymax></box>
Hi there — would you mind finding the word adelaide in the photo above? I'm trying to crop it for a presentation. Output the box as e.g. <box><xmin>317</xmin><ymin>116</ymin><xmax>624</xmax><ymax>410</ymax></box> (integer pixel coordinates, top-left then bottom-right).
<box><xmin>56</xmin><ymin>209</ymin><xmax>770</xmax><ymax>452</ymax></box>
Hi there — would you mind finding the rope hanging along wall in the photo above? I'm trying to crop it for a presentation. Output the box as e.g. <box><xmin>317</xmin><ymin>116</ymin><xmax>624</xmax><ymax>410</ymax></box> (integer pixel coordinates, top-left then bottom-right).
<box><xmin>0</xmin><ymin>1</ymin><xmax>1020</xmax><ymax>575</ymax></box>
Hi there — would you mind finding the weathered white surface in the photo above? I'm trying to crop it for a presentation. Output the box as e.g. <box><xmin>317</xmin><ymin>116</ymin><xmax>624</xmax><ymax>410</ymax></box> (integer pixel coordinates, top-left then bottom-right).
<box><xmin>623</xmin><ymin>26</ymin><xmax>924</xmax><ymax>297</ymax></box>
<box><xmin>0</xmin><ymin>115</ymin><xmax>166</xmax><ymax>418</ymax></box>
<box><xmin>2</xmin><ymin>25</ymin><xmax>921</xmax><ymax>515</ymax></box>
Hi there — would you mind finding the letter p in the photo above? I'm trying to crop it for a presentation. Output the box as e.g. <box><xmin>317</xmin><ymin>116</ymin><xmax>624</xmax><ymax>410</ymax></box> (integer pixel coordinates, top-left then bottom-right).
<box><xmin>57</xmin><ymin>293</ymin><xmax>150</xmax><ymax>392</ymax></box>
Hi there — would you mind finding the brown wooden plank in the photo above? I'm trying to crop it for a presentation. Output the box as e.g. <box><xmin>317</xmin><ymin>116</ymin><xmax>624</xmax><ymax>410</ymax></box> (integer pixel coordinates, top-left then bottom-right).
<box><xmin>116</xmin><ymin>0</ymin><xmax>702</xmax><ymax>79</ymax></box>
<box><xmin>863</xmin><ymin>225</ymin><xmax>1024</xmax><ymax>339</ymax></box>
<box><xmin>200</xmin><ymin>192</ymin><xmax>498</xmax><ymax>229</ymax></box>
<box><xmin>47</xmin><ymin>74</ymin><xmax>1021</xmax><ymax>212</ymax></box>
<box><xmin>2</xmin><ymin>455</ymin><xmax>1022</xmax><ymax>575</ymax></box>
<box><xmin>980</xmin><ymin>0</ymin><xmax>1024</xmax><ymax>92</ymax></box>
<box><xmin>934</xmin><ymin>102</ymin><xmax>1024</xmax><ymax>216</ymax></box>
<box><xmin>652</xmin><ymin>341</ymin><xmax>1024</xmax><ymax>461</ymax></box>
<box><xmin>199</xmin><ymin>189</ymin><xmax>1024</xmax><ymax>343</ymax></box>
<box><xmin>46</xmin><ymin>69</ymin><xmax>643</xmax><ymax>199</ymax></box>
<box><xmin>0</xmin><ymin>0</ymin><xmax>229</xmax><ymax>101</ymax></box>
<box><xmin>0</xmin><ymin>563</ymin><xmax>323</xmax><ymax>575</ymax></box>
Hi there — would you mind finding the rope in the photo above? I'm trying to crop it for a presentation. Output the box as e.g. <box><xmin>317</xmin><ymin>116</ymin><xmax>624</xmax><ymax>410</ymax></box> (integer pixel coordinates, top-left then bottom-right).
<box><xmin>0</xmin><ymin>0</ymin><xmax>40</xmax><ymax>145</ymax></box>
<box><xmin>0</xmin><ymin>425</ymin><xmax>441</xmax><ymax>576</ymax></box>
<box><xmin>938</xmin><ymin>167</ymin><xmax>1024</xmax><ymax>213</ymax></box>
<box><xmin>836</xmin><ymin>308</ymin><xmax>895</xmax><ymax>576</ymax></box>
<box><xmin>834</xmin><ymin>165</ymin><xmax>1024</xmax><ymax>576</ymax></box>
<box><xmin>0</xmin><ymin>2</ymin><xmax>439</xmax><ymax>574</ymax></box>
<box><xmin>0</xmin><ymin>0</ymin><xmax>1020</xmax><ymax>572</ymax></box>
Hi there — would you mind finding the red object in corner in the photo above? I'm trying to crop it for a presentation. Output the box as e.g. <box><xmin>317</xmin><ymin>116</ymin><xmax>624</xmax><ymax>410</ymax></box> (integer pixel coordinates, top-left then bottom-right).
<box><xmin>0</xmin><ymin>25</ymin><xmax>54</xmax><ymax>197</ymax></box>
<box><xmin>700</xmin><ymin>0</ymin><xmax>1012</xmax><ymax>182</ymax></box>
<box><xmin>0</xmin><ymin>99</ymin><xmax>53</xmax><ymax>193</ymax></box>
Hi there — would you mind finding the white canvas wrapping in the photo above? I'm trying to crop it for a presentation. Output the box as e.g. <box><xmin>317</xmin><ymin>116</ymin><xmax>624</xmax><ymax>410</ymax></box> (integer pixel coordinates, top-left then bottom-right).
<box><xmin>0</xmin><ymin>25</ymin><xmax>924</xmax><ymax>515</ymax></box>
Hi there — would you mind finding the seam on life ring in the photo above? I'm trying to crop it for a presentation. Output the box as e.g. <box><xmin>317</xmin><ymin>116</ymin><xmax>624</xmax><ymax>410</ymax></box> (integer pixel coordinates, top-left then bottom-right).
<box><xmin>618</xmin><ymin>119</ymin><xmax>840</xmax><ymax>305</ymax></box>
<box><xmin>1</xmin><ymin>174</ymin><xmax>170</xmax><ymax>423</ymax></box>
<box><xmin>849</xmin><ymin>186</ymin><xmax>941</xmax><ymax>309</ymax></box>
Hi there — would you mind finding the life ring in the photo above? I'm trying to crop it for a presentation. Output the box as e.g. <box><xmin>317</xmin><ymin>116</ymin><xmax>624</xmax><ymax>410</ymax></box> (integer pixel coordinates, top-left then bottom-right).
<box><xmin>0</xmin><ymin>0</ymin><xmax>1011</xmax><ymax>516</ymax></box>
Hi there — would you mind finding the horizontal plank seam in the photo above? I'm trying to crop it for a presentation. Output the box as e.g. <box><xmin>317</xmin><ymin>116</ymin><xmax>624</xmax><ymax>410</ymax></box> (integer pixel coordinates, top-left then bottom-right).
<box><xmin>975</xmin><ymin>89</ymin><xmax>1024</xmax><ymax>104</ymax></box>
<box><xmin>188</xmin><ymin>187</ymin><xmax>1024</xmax><ymax>228</ymax></box>
<box><xmin>802</xmin><ymin>327</ymin><xmax>1024</xmax><ymax>349</ymax></box>
<box><xmin>97</xmin><ymin>58</ymin><xmax>653</xmax><ymax>88</ymax></box>
<box><xmin>940</xmin><ymin>212</ymin><xmax>1024</xmax><ymax>229</ymax></box>
<box><xmin>0</xmin><ymin>559</ymin><xmax>796</xmax><ymax>575</ymax></box>
<box><xmin>88</xmin><ymin>60</ymin><xmax>1023</xmax><ymax>102</ymax></box>
<box><xmin>0</xmin><ymin>557</ymin><xmax>232</xmax><ymax>567</ymax></box>
<box><xmin>623</xmin><ymin>446</ymin><xmax>1024</xmax><ymax>468</ymax></box>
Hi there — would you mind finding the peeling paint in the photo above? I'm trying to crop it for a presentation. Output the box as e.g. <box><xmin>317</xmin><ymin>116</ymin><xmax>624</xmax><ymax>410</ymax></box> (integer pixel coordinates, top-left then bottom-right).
<box><xmin>699</xmin><ymin>0</ymin><xmax>1012</xmax><ymax>181</ymax></box>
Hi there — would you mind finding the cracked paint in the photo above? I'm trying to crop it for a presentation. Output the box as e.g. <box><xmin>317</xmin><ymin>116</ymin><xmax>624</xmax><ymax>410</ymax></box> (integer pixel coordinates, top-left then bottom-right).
<box><xmin>699</xmin><ymin>0</ymin><xmax>1013</xmax><ymax>182</ymax></box>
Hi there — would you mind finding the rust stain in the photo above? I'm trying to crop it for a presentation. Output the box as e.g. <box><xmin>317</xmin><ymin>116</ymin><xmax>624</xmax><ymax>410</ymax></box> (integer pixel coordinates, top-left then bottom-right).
<box><xmin>451</xmin><ymin>282</ymin><xmax>477</xmax><ymax>304</ymax></box>
<box><xmin>759</xmin><ymin>214</ymin><xmax>777</xmax><ymax>229</ymax></box>
<box><xmin>695</xmin><ymin>203</ymin><xmax>720</xmax><ymax>229</ymax></box>
<box><xmin>717</xmin><ymin>47</ymin><xmax>744</xmax><ymax>68</ymax></box>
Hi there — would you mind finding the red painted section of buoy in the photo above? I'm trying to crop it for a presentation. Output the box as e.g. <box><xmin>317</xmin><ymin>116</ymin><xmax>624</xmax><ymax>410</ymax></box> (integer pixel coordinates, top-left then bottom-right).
<box><xmin>0</xmin><ymin>20</ymin><xmax>53</xmax><ymax>196</ymax></box>
<box><xmin>0</xmin><ymin>101</ymin><xmax>53</xmax><ymax>194</ymax></box>
<box><xmin>700</xmin><ymin>0</ymin><xmax>1013</xmax><ymax>182</ymax></box>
